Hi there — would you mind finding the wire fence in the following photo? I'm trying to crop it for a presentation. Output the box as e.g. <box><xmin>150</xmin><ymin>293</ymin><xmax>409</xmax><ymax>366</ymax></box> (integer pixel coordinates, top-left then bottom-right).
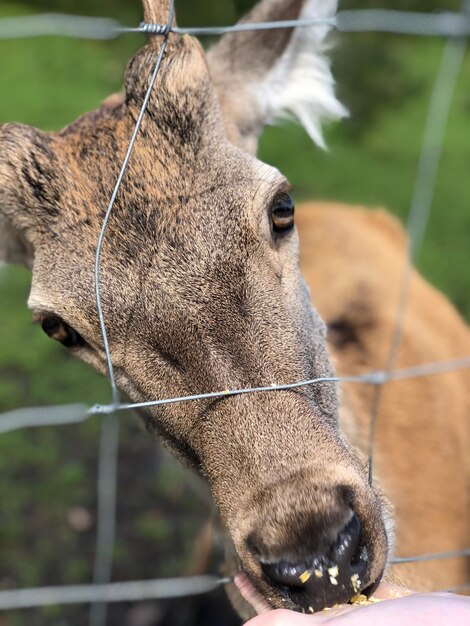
<box><xmin>0</xmin><ymin>1</ymin><xmax>469</xmax><ymax>622</ymax></box>
<box><xmin>1</xmin><ymin>9</ymin><xmax>470</xmax><ymax>39</ymax></box>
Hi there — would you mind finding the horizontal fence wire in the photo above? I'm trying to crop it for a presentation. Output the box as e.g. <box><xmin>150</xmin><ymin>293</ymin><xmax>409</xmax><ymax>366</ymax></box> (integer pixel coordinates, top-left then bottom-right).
<box><xmin>1</xmin><ymin>550</ymin><xmax>470</xmax><ymax>612</ymax></box>
<box><xmin>93</xmin><ymin>357</ymin><xmax>470</xmax><ymax>414</ymax></box>
<box><xmin>0</xmin><ymin>577</ymin><xmax>230</xmax><ymax>611</ymax></box>
<box><xmin>0</xmin><ymin>10</ymin><xmax>470</xmax><ymax>40</ymax></box>
<box><xmin>0</xmin><ymin>14</ymin><xmax>121</xmax><ymax>40</ymax></box>
<box><xmin>390</xmin><ymin>548</ymin><xmax>470</xmax><ymax>565</ymax></box>
<box><xmin>0</xmin><ymin>3</ymin><xmax>469</xmax><ymax>617</ymax></box>
<box><xmin>1</xmin><ymin>357</ymin><xmax>470</xmax><ymax>433</ymax></box>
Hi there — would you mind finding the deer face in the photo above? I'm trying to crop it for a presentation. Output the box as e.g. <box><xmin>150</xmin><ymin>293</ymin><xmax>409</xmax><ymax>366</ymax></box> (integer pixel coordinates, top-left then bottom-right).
<box><xmin>0</xmin><ymin>0</ymin><xmax>391</xmax><ymax>614</ymax></box>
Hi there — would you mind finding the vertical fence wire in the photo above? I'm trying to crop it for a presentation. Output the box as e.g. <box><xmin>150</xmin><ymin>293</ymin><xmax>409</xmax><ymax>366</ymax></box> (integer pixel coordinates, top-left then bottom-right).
<box><xmin>367</xmin><ymin>1</ymin><xmax>469</xmax><ymax>483</ymax></box>
<box><xmin>89</xmin><ymin>3</ymin><xmax>175</xmax><ymax>624</ymax></box>
<box><xmin>89</xmin><ymin>415</ymin><xmax>120</xmax><ymax>626</ymax></box>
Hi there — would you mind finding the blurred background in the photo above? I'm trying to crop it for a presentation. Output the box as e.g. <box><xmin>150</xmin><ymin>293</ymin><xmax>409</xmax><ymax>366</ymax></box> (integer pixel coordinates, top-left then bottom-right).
<box><xmin>0</xmin><ymin>1</ymin><xmax>468</xmax><ymax>625</ymax></box>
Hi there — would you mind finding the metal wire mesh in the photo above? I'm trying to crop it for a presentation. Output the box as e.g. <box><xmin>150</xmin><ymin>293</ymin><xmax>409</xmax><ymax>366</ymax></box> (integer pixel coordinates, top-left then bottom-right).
<box><xmin>1</xmin><ymin>10</ymin><xmax>470</xmax><ymax>39</ymax></box>
<box><xmin>0</xmin><ymin>3</ymin><xmax>469</xmax><ymax>620</ymax></box>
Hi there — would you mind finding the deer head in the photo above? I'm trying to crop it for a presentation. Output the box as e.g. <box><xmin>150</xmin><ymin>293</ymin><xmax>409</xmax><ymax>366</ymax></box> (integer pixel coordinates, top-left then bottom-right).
<box><xmin>0</xmin><ymin>0</ymin><xmax>391</xmax><ymax>614</ymax></box>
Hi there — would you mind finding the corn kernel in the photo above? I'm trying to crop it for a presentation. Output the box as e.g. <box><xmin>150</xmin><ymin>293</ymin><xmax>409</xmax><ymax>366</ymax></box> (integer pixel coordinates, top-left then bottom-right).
<box><xmin>350</xmin><ymin>573</ymin><xmax>361</xmax><ymax>593</ymax></box>
<box><xmin>299</xmin><ymin>570</ymin><xmax>311</xmax><ymax>584</ymax></box>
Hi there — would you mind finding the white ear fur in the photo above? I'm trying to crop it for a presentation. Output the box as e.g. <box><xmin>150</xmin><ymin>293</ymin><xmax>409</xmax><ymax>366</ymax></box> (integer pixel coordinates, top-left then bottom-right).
<box><xmin>255</xmin><ymin>0</ymin><xmax>348</xmax><ymax>149</ymax></box>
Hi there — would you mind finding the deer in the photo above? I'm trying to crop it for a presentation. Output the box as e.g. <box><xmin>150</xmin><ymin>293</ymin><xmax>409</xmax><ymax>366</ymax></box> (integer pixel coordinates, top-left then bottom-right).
<box><xmin>0</xmin><ymin>0</ymin><xmax>467</xmax><ymax>620</ymax></box>
<box><xmin>296</xmin><ymin>203</ymin><xmax>470</xmax><ymax>596</ymax></box>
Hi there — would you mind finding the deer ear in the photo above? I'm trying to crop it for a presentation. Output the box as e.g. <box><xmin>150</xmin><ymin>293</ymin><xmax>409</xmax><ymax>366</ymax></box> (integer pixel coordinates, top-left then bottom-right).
<box><xmin>0</xmin><ymin>124</ymin><xmax>59</xmax><ymax>268</ymax></box>
<box><xmin>206</xmin><ymin>0</ymin><xmax>347</xmax><ymax>153</ymax></box>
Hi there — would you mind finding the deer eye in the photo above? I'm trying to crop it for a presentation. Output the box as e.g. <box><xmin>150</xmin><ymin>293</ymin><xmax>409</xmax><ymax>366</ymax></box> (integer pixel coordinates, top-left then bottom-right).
<box><xmin>41</xmin><ymin>315</ymin><xmax>84</xmax><ymax>349</ymax></box>
<box><xmin>271</xmin><ymin>193</ymin><xmax>295</xmax><ymax>233</ymax></box>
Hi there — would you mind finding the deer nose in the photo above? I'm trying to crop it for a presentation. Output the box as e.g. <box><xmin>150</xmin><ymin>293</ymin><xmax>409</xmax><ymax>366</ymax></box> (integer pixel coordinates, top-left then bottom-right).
<box><xmin>256</xmin><ymin>515</ymin><xmax>372</xmax><ymax>611</ymax></box>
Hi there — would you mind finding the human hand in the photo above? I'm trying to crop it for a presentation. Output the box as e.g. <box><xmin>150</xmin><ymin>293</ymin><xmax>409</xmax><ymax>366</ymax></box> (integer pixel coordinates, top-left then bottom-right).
<box><xmin>235</xmin><ymin>573</ymin><xmax>470</xmax><ymax>625</ymax></box>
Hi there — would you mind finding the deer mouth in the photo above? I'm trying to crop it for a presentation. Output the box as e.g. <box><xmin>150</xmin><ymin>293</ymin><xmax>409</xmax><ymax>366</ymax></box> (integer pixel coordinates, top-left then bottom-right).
<box><xmin>259</xmin><ymin>515</ymin><xmax>380</xmax><ymax>612</ymax></box>
<box><xmin>231</xmin><ymin>462</ymin><xmax>391</xmax><ymax>614</ymax></box>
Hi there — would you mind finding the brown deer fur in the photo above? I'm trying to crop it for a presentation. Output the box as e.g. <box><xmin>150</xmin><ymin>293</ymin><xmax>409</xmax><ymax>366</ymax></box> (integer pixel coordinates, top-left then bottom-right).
<box><xmin>0</xmin><ymin>0</ymin><xmax>467</xmax><ymax>616</ymax></box>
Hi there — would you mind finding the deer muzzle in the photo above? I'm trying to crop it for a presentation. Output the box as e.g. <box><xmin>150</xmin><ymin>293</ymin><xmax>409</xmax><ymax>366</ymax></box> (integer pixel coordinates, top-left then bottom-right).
<box><xmin>197</xmin><ymin>393</ymin><xmax>390</xmax><ymax>612</ymax></box>
<box><xmin>238</xmin><ymin>475</ymin><xmax>387</xmax><ymax>612</ymax></box>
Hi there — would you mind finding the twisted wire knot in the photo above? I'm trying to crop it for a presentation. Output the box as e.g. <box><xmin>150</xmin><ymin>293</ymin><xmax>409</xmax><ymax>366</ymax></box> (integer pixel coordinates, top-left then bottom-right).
<box><xmin>139</xmin><ymin>22</ymin><xmax>170</xmax><ymax>36</ymax></box>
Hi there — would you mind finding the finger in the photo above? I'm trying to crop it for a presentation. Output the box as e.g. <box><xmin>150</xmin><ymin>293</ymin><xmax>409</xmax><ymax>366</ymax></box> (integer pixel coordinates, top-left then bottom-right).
<box><xmin>235</xmin><ymin>572</ymin><xmax>273</xmax><ymax>615</ymax></box>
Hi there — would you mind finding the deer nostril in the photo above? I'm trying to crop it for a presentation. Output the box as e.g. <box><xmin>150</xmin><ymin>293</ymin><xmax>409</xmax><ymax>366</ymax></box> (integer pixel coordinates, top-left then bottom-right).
<box><xmin>259</xmin><ymin>514</ymin><xmax>370</xmax><ymax>611</ymax></box>
<box><xmin>331</xmin><ymin>511</ymin><xmax>362</xmax><ymax>565</ymax></box>
<box><xmin>261</xmin><ymin>559</ymin><xmax>313</xmax><ymax>588</ymax></box>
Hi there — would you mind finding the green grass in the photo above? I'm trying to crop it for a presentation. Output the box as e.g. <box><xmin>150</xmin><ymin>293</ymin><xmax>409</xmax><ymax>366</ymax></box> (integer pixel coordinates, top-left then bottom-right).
<box><xmin>0</xmin><ymin>3</ymin><xmax>140</xmax><ymax>130</ymax></box>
